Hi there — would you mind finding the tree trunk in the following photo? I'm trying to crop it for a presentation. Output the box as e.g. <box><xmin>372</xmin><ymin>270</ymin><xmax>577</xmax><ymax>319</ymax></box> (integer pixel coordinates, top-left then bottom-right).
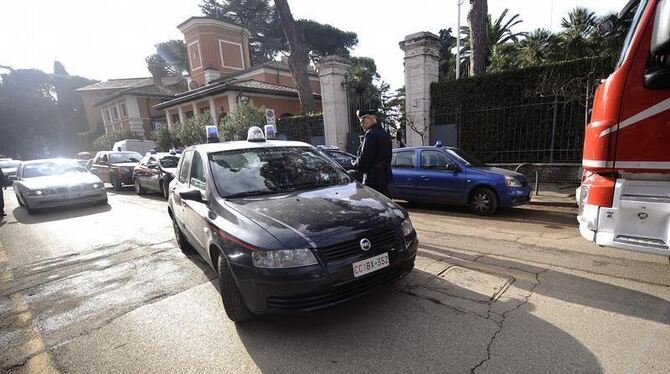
<box><xmin>468</xmin><ymin>0</ymin><xmax>488</xmax><ymax>76</ymax></box>
<box><xmin>274</xmin><ymin>0</ymin><xmax>317</xmax><ymax>114</ymax></box>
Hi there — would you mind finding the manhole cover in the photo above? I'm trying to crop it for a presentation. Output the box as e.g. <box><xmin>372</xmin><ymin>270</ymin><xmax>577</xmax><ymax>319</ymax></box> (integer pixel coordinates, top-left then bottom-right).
<box><xmin>424</xmin><ymin>266</ymin><xmax>512</xmax><ymax>303</ymax></box>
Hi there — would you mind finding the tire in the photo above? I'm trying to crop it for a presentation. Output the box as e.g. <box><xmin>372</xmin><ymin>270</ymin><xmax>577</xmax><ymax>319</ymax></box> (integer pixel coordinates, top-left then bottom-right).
<box><xmin>161</xmin><ymin>181</ymin><xmax>169</xmax><ymax>200</ymax></box>
<box><xmin>134</xmin><ymin>178</ymin><xmax>145</xmax><ymax>195</ymax></box>
<box><xmin>469</xmin><ymin>187</ymin><xmax>499</xmax><ymax>216</ymax></box>
<box><xmin>25</xmin><ymin>200</ymin><xmax>38</xmax><ymax>215</ymax></box>
<box><xmin>110</xmin><ymin>175</ymin><xmax>123</xmax><ymax>191</ymax></box>
<box><xmin>217</xmin><ymin>255</ymin><xmax>254</xmax><ymax>323</ymax></box>
<box><xmin>97</xmin><ymin>197</ymin><xmax>108</xmax><ymax>205</ymax></box>
<box><xmin>172</xmin><ymin>218</ymin><xmax>194</xmax><ymax>253</ymax></box>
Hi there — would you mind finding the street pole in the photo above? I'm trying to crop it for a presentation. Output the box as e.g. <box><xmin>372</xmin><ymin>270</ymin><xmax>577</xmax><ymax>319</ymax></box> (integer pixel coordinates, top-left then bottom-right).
<box><xmin>456</xmin><ymin>0</ymin><xmax>463</xmax><ymax>79</ymax></box>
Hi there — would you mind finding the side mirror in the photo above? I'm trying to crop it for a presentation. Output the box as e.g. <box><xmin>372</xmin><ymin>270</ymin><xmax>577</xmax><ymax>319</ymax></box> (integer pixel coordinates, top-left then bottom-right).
<box><xmin>645</xmin><ymin>65</ymin><xmax>670</xmax><ymax>89</ymax></box>
<box><xmin>8</xmin><ymin>175</ymin><xmax>17</xmax><ymax>181</ymax></box>
<box><xmin>347</xmin><ymin>169</ymin><xmax>362</xmax><ymax>182</ymax></box>
<box><xmin>596</xmin><ymin>15</ymin><xmax>618</xmax><ymax>37</ymax></box>
<box><xmin>446</xmin><ymin>163</ymin><xmax>460</xmax><ymax>172</ymax></box>
<box><xmin>179</xmin><ymin>188</ymin><xmax>204</xmax><ymax>203</ymax></box>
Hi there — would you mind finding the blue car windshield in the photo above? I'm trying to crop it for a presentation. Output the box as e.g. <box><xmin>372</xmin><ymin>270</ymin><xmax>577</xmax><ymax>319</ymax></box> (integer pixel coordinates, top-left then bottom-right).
<box><xmin>209</xmin><ymin>146</ymin><xmax>350</xmax><ymax>198</ymax></box>
<box><xmin>446</xmin><ymin>148</ymin><xmax>486</xmax><ymax>167</ymax></box>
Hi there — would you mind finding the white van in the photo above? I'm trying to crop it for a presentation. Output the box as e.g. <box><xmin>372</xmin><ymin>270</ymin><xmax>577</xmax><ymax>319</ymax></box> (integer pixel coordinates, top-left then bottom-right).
<box><xmin>112</xmin><ymin>139</ymin><xmax>156</xmax><ymax>154</ymax></box>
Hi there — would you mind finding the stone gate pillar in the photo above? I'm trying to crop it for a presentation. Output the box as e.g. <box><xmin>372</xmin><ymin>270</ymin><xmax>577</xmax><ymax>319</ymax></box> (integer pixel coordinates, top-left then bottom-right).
<box><xmin>318</xmin><ymin>56</ymin><xmax>352</xmax><ymax>149</ymax></box>
<box><xmin>399</xmin><ymin>32</ymin><xmax>441</xmax><ymax>146</ymax></box>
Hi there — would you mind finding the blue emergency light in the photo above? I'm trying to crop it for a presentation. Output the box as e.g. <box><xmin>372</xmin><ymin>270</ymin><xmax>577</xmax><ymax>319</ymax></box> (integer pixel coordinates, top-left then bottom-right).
<box><xmin>206</xmin><ymin>126</ymin><xmax>219</xmax><ymax>143</ymax></box>
<box><xmin>264</xmin><ymin>124</ymin><xmax>276</xmax><ymax>140</ymax></box>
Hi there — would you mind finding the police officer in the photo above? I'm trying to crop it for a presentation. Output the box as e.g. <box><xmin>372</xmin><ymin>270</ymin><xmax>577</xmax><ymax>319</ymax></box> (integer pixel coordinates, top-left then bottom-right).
<box><xmin>352</xmin><ymin>109</ymin><xmax>393</xmax><ymax>197</ymax></box>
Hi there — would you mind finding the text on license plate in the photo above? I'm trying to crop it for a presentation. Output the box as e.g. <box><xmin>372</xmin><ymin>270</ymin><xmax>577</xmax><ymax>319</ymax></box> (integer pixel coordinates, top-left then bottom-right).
<box><xmin>352</xmin><ymin>252</ymin><xmax>389</xmax><ymax>278</ymax></box>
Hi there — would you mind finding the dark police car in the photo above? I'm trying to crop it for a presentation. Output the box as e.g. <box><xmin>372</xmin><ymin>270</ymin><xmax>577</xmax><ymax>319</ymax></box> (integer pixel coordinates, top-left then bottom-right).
<box><xmin>168</xmin><ymin>128</ymin><xmax>417</xmax><ymax>322</ymax></box>
<box><xmin>133</xmin><ymin>150</ymin><xmax>181</xmax><ymax>199</ymax></box>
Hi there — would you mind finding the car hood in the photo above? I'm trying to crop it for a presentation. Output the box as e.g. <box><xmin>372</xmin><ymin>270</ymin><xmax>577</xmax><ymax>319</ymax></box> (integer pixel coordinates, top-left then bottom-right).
<box><xmin>20</xmin><ymin>173</ymin><xmax>102</xmax><ymax>189</ymax></box>
<box><xmin>226</xmin><ymin>183</ymin><xmax>407</xmax><ymax>249</ymax></box>
<box><xmin>1</xmin><ymin>167</ymin><xmax>17</xmax><ymax>175</ymax></box>
<box><xmin>472</xmin><ymin>166</ymin><xmax>526</xmax><ymax>179</ymax></box>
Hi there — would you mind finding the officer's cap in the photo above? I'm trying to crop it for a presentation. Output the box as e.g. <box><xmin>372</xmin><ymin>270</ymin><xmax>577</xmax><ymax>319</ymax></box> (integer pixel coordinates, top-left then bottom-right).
<box><xmin>356</xmin><ymin>109</ymin><xmax>377</xmax><ymax>118</ymax></box>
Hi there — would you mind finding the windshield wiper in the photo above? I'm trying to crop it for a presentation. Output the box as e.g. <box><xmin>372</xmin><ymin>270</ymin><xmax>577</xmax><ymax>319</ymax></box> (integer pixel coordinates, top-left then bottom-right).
<box><xmin>224</xmin><ymin>190</ymin><xmax>274</xmax><ymax>198</ymax></box>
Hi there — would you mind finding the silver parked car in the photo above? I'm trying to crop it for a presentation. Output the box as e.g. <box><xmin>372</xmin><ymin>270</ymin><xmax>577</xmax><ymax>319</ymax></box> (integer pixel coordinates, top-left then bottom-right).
<box><xmin>13</xmin><ymin>159</ymin><xmax>107</xmax><ymax>214</ymax></box>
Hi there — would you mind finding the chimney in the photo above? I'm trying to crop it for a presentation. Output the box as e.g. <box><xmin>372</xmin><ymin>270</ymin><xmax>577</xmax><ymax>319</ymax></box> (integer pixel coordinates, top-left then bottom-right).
<box><xmin>203</xmin><ymin>67</ymin><xmax>221</xmax><ymax>84</ymax></box>
<box><xmin>148</xmin><ymin>64</ymin><xmax>163</xmax><ymax>86</ymax></box>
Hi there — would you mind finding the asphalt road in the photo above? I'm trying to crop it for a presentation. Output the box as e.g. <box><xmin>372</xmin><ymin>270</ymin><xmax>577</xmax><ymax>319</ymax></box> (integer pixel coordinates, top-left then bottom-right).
<box><xmin>1</xmin><ymin>186</ymin><xmax>669</xmax><ymax>374</ymax></box>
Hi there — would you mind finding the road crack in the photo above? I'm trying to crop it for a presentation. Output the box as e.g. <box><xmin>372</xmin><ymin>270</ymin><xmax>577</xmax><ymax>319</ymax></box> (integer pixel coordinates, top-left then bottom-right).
<box><xmin>469</xmin><ymin>269</ymin><xmax>547</xmax><ymax>373</ymax></box>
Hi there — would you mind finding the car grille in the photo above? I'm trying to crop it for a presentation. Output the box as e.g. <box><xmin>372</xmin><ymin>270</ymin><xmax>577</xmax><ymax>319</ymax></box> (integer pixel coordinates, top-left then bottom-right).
<box><xmin>317</xmin><ymin>228</ymin><xmax>399</xmax><ymax>262</ymax></box>
<box><xmin>54</xmin><ymin>185</ymin><xmax>86</xmax><ymax>193</ymax></box>
<box><xmin>266</xmin><ymin>261</ymin><xmax>413</xmax><ymax>311</ymax></box>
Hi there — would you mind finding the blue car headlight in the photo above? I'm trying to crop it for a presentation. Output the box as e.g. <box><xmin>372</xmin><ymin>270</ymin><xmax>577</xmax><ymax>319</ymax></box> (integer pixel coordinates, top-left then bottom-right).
<box><xmin>252</xmin><ymin>248</ymin><xmax>318</xmax><ymax>268</ymax></box>
<box><xmin>505</xmin><ymin>176</ymin><xmax>523</xmax><ymax>188</ymax></box>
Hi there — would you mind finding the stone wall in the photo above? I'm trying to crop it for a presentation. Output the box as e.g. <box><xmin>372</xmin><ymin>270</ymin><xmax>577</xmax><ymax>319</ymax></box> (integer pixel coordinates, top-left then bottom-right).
<box><xmin>488</xmin><ymin>163</ymin><xmax>582</xmax><ymax>186</ymax></box>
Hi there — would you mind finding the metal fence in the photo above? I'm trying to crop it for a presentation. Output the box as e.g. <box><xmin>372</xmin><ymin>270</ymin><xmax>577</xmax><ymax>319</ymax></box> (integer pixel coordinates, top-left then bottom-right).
<box><xmin>276</xmin><ymin>115</ymin><xmax>325</xmax><ymax>146</ymax></box>
<box><xmin>432</xmin><ymin>95</ymin><xmax>592</xmax><ymax>163</ymax></box>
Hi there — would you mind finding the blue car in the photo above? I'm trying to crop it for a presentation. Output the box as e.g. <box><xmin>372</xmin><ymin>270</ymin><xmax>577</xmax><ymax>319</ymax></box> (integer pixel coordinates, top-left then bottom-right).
<box><xmin>390</xmin><ymin>145</ymin><xmax>531</xmax><ymax>215</ymax></box>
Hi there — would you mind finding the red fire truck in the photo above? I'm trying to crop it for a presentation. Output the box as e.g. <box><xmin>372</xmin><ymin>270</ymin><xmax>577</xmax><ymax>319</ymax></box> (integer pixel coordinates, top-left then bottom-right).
<box><xmin>579</xmin><ymin>0</ymin><xmax>670</xmax><ymax>256</ymax></box>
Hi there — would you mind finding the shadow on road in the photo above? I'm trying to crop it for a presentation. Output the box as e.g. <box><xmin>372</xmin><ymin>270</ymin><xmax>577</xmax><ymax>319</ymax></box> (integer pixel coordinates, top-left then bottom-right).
<box><xmin>233</xmin><ymin>264</ymin><xmax>603</xmax><ymax>373</ymax></box>
<box><xmin>11</xmin><ymin>202</ymin><xmax>112</xmax><ymax>224</ymax></box>
<box><xmin>419</xmin><ymin>244</ymin><xmax>670</xmax><ymax>325</ymax></box>
<box><xmin>106</xmin><ymin>187</ymin><xmax>168</xmax><ymax>202</ymax></box>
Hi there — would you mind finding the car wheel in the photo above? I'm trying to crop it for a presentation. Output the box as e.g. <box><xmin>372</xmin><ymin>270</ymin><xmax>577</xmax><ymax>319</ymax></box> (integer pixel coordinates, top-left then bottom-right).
<box><xmin>161</xmin><ymin>181</ymin><xmax>169</xmax><ymax>200</ymax></box>
<box><xmin>134</xmin><ymin>178</ymin><xmax>145</xmax><ymax>195</ymax></box>
<box><xmin>172</xmin><ymin>218</ymin><xmax>194</xmax><ymax>253</ymax></box>
<box><xmin>469</xmin><ymin>187</ymin><xmax>499</xmax><ymax>216</ymax></box>
<box><xmin>97</xmin><ymin>197</ymin><xmax>108</xmax><ymax>205</ymax></box>
<box><xmin>110</xmin><ymin>175</ymin><xmax>123</xmax><ymax>191</ymax></box>
<box><xmin>217</xmin><ymin>255</ymin><xmax>254</xmax><ymax>323</ymax></box>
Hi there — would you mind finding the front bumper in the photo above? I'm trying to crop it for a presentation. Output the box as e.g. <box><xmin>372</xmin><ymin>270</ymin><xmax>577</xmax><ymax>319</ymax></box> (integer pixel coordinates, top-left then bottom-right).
<box><xmin>113</xmin><ymin>170</ymin><xmax>134</xmax><ymax>184</ymax></box>
<box><xmin>500</xmin><ymin>187</ymin><xmax>532</xmax><ymax>207</ymax></box>
<box><xmin>231</xmin><ymin>236</ymin><xmax>418</xmax><ymax>314</ymax></box>
<box><xmin>25</xmin><ymin>190</ymin><xmax>107</xmax><ymax>209</ymax></box>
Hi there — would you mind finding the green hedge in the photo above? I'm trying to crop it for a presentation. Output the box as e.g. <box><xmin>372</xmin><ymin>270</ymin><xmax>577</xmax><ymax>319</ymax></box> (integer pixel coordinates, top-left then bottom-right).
<box><xmin>431</xmin><ymin>57</ymin><xmax>613</xmax><ymax>112</ymax></box>
<box><xmin>430</xmin><ymin>57</ymin><xmax>614</xmax><ymax>163</ymax></box>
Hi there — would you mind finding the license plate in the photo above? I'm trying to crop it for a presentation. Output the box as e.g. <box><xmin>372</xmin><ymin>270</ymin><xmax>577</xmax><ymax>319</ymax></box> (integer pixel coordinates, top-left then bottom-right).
<box><xmin>352</xmin><ymin>252</ymin><xmax>389</xmax><ymax>278</ymax></box>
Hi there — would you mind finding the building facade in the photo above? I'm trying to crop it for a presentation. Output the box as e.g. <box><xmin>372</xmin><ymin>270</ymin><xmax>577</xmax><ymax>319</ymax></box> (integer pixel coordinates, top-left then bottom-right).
<box><xmin>155</xmin><ymin>17</ymin><xmax>322</xmax><ymax>128</ymax></box>
<box><xmin>76</xmin><ymin>16</ymin><xmax>322</xmax><ymax>140</ymax></box>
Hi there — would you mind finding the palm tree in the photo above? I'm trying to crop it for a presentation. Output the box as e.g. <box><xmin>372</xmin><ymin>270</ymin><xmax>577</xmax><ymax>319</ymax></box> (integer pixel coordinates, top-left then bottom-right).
<box><xmin>488</xmin><ymin>9</ymin><xmax>527</xmax><ymax>45</ymax></box>
<box><xmin>459</xmin><ymin>8</ymin><xmax>526</xmax><ymax>75</ymax></box>
<box><xmin>558</xmin><ymin>7</ymin><xmax>597</xmax><ymax>59</ymax></box>
<box><xmin>468</xmin><ymin>0</ymin><xmax>488</xmax><ymax>76</ymax></box>
<box><xmin>517</xmin><ymin>28</ymin><xmax>558</xmax><ymax>66</ymax></box>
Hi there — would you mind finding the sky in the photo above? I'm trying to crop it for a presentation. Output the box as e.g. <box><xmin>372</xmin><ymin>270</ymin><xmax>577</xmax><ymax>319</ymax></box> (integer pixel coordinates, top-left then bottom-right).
<box><xmin>1</xmin><ymin>0</ymin><xmax>629</xmax><ymax>90</ymax></box>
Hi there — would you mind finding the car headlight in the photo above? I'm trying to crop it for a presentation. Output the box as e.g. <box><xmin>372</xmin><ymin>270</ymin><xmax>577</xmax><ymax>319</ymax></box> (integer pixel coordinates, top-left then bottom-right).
<box><xmin>27</xmin><ymin>189</ymin><xmax>49</xmax><ymax>196</ymax></box>
<box><xmin>401</xmin><ymin>217</ymin><xmax>415</xmax><ymax>237</ymax></box>
<box><xmin>505</xmin><ymin>176</ymin><xmax>523</xmax><ymax>188</ymax></box>
<box><xmin>251</xmin><ymin>248</ymin><xmax>318</xmax><ymax>268</ymax></box>
<box><xmin>91</xmin><ymin>183</ymin><xmax>104</xmax><ymax>189</ymax></box>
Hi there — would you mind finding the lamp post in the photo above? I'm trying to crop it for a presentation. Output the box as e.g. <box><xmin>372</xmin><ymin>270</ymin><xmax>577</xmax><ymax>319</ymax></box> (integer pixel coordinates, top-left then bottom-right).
<box><xmin>456</xmin><ymin>0</ymin><xmax>464</xmax><ymax>79</ymax></box>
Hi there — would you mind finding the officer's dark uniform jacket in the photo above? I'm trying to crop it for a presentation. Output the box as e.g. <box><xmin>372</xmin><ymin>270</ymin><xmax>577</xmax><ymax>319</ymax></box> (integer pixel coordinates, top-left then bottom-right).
<box><xmin>353</xmin><ymin>124</ymin><xmax>393</xmax><ymax>196</ymax></box>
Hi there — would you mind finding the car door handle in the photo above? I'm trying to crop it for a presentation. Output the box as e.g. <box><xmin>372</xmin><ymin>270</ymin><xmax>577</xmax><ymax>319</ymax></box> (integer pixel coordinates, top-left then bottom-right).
<box><xmin>420</xmin><ymin>176</ymin><xmax>430</xmax><ymax>181</ymax></box>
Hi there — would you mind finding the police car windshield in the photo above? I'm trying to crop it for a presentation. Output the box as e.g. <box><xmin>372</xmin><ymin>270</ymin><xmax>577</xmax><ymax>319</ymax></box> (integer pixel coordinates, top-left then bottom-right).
<box><xmin>22</xmin><ymin>160</ymin><xmax>87</xmax><ymax>178</ymax></box>
<box><xmin>109</xmin><ymin>152</ymin><xmax>142</xmax><ymax>163</ymax></box>
<box><xmin>209</xmin><ymin>146</ymin><xmax>350</xmax><ymax>198</ymax></box>
<box><xmin>158</xmin><ymin>155</ymin><xmax>179</xmax><ymax>168</ymax></box>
